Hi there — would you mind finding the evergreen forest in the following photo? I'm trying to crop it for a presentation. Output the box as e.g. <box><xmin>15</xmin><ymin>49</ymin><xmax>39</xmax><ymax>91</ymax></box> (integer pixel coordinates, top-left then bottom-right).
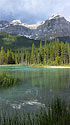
<box><xmin>0</xmin><ymin>39</ymin><xmax>70</xmax><ymax>65</ymax></box>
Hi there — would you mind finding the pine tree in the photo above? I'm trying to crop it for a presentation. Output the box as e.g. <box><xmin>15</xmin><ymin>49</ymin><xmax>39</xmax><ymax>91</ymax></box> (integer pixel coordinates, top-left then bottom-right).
<box><xmin>46</xmin><ymin>44</ymin><xmax>50</xmax><ymax>63</ymax></box>
<box><xmin>31</xmin><ymin>43</ymin><xmax>35</xmax><ymax>64</ymax></box>
<box><xmin>17</xmin><ymin>50</ymin><xmax>20</xmax><ymax>64</ymax></box>
<box><xmin>68</xmin><ymin>43</ymin><xmax>70</xmax><ymax>64</ymax></box>
<box><xmin>0</xmin><ymin>46</ymin><xmax>5</xmax><ymax>64</ymax></box>
<box><xmin>49</xmin><ymin>42</ymin><xmax>54</xmax><ymax>61</ymax></box>
<box><xmin>64</xmin><ymin>42</ymin><xmax>69</xmax><ymax>63</ymax></box>
<box><xmin>61</xmin><ymin>42</ymin><xmax>65</xmax><ymax>64</ymax></box>
<box><xmin>6</xmin><ymin>49</ymin><xmax>15</xmax><ymax>64</ymax></box>
<box><xmin>43</xmin><ymin>40</ymin><xmax>47</xmax><ymax>63</ymax></box>
<box><xmin>39</xmin><ymin>41</ymin><xmax>43</xmax><ymax>63</ymax></box>
<box><xmin>55</xmin><ymin>39</ymin><xmax>60</xmax><ymax>59</ymax></box>
<box><xmin>55</xmin><ymin>56</ymin><xmax>61</xmax><ymax>65</ymax></box>
<box><xmin>61</xmin><ymin>42</ymin><xmax>68</xmax><ymax>64</ymax></box>
<box><xmin>21</xmin><ymin>51</ymin><xmax>24</xmax><ymax>64</ymax></box>
<box><xmin>43</xmin><ymin>56</ymin><xmax>46</xmax><ymax>65</ymax></box>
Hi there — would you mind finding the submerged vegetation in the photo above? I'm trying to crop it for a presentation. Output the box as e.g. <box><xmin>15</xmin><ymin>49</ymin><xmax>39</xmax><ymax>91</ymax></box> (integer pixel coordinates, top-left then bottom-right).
<box><xmin>0</xmin><ymin>98</ymin><xmax>70</xmax><ymax>125</ymax></box>
<box><xmin>0</xmin><ymin>39</ymin><xmax>70</xmax><ymax>65</ymax></box>
<box><xmin>0</xmin><ymin>73</ymin><xmax>19</xmax><ymax>87</ymax></box>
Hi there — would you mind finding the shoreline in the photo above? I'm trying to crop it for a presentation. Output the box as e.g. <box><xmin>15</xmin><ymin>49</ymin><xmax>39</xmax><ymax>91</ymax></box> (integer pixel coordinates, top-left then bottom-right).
<box><xmin>44</xmin><ymin>66</ymin><xmax>70</xmax><ymax>68</ymax></box>
<box><xmin>29</xmin><ymin>64</ymin><xmax>70</xmax><ymax>68</ymax></box>
<box><xmin>0</xmin><ymin>64</ymin><xmax>70</xmax><ymax>68</ymax></box>
<box><xmin>0</xmin><ymin>64</ymin><xmax>24</xmax><ymax>67</ymax></box>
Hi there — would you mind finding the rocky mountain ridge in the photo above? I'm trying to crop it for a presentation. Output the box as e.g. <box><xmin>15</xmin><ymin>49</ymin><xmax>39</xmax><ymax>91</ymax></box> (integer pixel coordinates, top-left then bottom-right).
<box><xmin>0</xmin><ymin>14</ymin><xmax>70</xmax><ymax>40</ymax></box>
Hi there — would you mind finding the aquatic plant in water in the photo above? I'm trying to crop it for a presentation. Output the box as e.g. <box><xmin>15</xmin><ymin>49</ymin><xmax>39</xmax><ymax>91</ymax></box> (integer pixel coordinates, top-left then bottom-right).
<box><xmin>0</xmin><ymin>73</ymin><xmax>19</xmax><ymax>87</ymax></box>
<box><xmin>0</xmin><ymin>98</ymin><xmax>70</xmax><ymax>125</ymax></box>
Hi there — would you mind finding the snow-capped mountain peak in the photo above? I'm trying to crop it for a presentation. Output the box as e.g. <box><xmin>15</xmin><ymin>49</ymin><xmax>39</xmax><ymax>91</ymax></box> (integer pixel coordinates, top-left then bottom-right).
<box><xmin>10</xmin><ymin>20</ymin><xmax>22</xmax><ymax>25</ymax></box>
<box><xmin>48</xmin><ymin>14</ymin><xmax>61</xmax><ymax>20</ymax></box>
<box><xmin>0</xmin><ymin>14</ymin><xmax>70</xmax><ymax>40</ymax></box>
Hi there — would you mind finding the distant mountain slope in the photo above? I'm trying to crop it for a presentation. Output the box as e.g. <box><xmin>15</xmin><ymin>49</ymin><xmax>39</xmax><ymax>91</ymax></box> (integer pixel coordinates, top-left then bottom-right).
<box><xmin>0</xmin><ymin>32</ymin><xmax>43</xmax><ymax>51</ymax></box>
<box><xmin>0</xmin><ymin>14</ymin><xmax>70</xmax><ymax>40</ymax></box>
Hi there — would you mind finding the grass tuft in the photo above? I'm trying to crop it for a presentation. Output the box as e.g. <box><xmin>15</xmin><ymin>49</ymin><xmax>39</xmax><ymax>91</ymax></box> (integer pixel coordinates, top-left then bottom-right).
<box><xmin>0</xmin><ymin>98</ymin><xmax>70</xmax><ymax>125</ymax></box>
<box><xmin>0</xmin><ymin>73</ymin><xmax>19</xmax><ymax>87</ymax></box>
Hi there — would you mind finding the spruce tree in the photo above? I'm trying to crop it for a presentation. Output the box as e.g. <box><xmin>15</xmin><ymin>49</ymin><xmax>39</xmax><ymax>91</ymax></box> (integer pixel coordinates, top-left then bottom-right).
<box><xmin>31</xmin><ymin>43</ymin><xmax>35</xmax><ymax>64</ymax></box>
<box><xmin>39</xmin><ymin>41</ymin><xmax>43</xmax><ymax>63</ymax></box>
<box><xmin>0</xmin><ymin>46</ymin><xmax>5</xmax><ymax>64</ymax></box>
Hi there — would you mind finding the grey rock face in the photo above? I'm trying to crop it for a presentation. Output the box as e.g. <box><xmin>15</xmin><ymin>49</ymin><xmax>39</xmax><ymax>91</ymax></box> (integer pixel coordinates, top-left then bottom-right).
<box><xmin>1</xmin><ymin>24</ymin><xmax>31</xmax><ymax>36</ymax></box>
<box><xmin>0</xmin><ymin>21</ymin><xmax>9</xmax><ymax>29</ymax></box>
<box><xmin>0</xmin><ymin>15</ymin><xmax>70</xmax><ymax>40</ymax></box>
<box><xmin>30</xmin><ymin>16</ymin><xmax>70</xmax><ymax>40</ymax></box>
<box><xmin>0</xmin><ymin>20</ymin><xmax>32</xmax><ymax>37</ymax></box>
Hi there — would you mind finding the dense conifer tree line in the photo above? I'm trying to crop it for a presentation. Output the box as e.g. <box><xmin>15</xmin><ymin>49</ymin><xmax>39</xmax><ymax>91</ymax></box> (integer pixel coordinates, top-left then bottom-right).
<box><xmin>0</xmin><ymin>39</ymin><xmax>70</xmax><ymax>65</ymax></box>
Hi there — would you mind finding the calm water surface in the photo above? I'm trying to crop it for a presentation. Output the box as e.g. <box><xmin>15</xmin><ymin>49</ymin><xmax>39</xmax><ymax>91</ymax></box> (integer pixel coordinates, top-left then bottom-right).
<box><xmin>0</xmin><ymin>66</ymin><xmax>70</xmax><ymax>114</ymax></box>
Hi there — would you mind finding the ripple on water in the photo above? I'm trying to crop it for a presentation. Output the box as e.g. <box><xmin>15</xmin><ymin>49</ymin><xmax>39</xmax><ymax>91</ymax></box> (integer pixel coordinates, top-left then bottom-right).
<box><xmin>10</xmin><ymin>100</ymin><xmax>45</xmax><ymax>110</ymax></box>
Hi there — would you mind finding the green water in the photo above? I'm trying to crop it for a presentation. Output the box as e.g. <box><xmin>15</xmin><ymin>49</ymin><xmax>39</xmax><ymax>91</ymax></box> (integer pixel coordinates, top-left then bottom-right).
<box><xmin>0</xmin><ymin>66</ymin><xmax>70</xmax><ymax>113</ymax></box>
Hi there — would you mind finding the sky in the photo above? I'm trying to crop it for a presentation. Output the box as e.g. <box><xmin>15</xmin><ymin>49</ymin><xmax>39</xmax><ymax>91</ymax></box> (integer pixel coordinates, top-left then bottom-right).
<box><xmin>0</xmin><ymin>0</ymin><xmax>70</xmax><ymax>24</ymax></box>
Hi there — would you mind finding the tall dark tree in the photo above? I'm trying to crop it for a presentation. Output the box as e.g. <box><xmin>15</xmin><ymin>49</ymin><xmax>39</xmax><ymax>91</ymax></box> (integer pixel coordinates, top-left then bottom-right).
<box><xmin>31</xmin><ymin>43</ymin><xmax>35</xmax><ymax>64</ymax></box>
<box><xmin>0</xmin><ymin>46</ymin><xmax>5</xmax><ymax>64</ymax></box>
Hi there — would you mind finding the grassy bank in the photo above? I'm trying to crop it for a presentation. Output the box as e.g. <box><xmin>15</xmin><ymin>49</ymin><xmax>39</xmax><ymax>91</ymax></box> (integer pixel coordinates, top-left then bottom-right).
<box><xmin>0</xmin><ymin>64</ymin><xmax>24</xmax><ymax>67</ymax></box>
<box><xmin>0</xmin><ymin>73</ymin><xmax>19</xmax><ymax>87</ymax></box>
<box><xmin>0</xmin><ymin>64</ymin><xmax>70</xmax><ymax>68</ymax></box>
<box><xmin>0</xmin><ymin>98</ymin><xmax>70</xmax><ymax>125</ymax></box>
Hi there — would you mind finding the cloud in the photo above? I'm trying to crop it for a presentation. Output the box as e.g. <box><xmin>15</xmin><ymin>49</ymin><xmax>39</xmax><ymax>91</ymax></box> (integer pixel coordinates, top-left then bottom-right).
<box><xmin>0</xmin><ymin>0</ymin><xmax>70</xmax><ymax>24</ymax></box>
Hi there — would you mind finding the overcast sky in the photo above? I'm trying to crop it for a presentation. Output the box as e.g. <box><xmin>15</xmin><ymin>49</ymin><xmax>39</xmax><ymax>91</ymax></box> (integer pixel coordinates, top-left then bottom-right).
<box><xmin>0</xmin><ymin>0</ymin><xmax>70</xmax><ymax>24</ymax></box>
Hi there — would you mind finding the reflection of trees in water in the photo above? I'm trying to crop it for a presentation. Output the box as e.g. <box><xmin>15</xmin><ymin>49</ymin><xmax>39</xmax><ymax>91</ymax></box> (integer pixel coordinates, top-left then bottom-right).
<box><xmin>0</xmin><ymin>68</ymin><xmax>70</xmax><ymax>115</ymax></box>
<box><xmin>1</xmin><ymin>68</ymin><xmax>70</xmax><ymax>90</ymax></box>
<box><xmin>29</xmin><ymin>69</ymin><xmax>70</xmax><ymax>90</ymax></box>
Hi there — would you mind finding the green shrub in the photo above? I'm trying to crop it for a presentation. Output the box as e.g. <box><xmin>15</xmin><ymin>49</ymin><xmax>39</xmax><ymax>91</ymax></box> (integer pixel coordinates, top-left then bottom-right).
<box><xmin>47</xmin><ymin>59</ymin><xmax>56</xmax><ymax>66</ymax></box>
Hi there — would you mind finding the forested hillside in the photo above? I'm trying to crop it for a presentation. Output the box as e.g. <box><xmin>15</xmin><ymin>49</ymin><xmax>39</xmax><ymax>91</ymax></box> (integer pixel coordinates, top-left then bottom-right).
<box><xmin>0</xmin><ymin>32</ymin><xmax>70</xmax><ymax>52</ymax></box>
<box><xmin>0</xmin><ymin>32</ymin><xmax>43</xmax><ymax>51</ymax></box>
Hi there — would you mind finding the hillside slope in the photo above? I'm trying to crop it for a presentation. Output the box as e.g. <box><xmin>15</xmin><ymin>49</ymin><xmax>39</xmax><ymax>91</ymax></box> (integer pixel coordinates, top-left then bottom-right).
<box><xmin>0</xmin><ymin>32</ymin><xmax>43</xmax><ymax>51</ymax></box>
<box><xmin>0</xmin><ymin>32</ymin><xmax>70</xmax><ymax>52</ymax></box>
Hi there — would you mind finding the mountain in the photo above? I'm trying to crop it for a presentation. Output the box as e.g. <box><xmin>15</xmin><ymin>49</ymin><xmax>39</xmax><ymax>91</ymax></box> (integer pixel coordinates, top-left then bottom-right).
<box><xmin>31</xmin><ymin>15</ymin><xmax>70</xmax><ymax>40</ymax></box>
<box><xmin>0</xmin><ymin>14</ymin><xmax>70</xmax><ymax>40</ymax></box>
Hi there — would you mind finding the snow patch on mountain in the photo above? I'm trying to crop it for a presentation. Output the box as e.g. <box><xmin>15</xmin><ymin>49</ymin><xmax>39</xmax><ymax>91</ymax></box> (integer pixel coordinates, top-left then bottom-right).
<box><xmin>9</xmin><ymin>20</ymin><xmax>45</xmax><ymax>29</ymax></box>
<box><xmin>24</xmin><ymin>21</ymin><xmax>45</xmax><ymax>29</ymax></box>
<box><xmin>48</xmin><ymin>14</ymin><xmax>61</xmax><ymax>20</ymax></box>
<box><xmin>24</xmin><ymin>34</ymin><xmax>32</xmax><ymax>39</ymax></box>
<box><xmin>10</xmin><ymin>20</ymin><xmax>22</xmax><ymax>25</ymax></box>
